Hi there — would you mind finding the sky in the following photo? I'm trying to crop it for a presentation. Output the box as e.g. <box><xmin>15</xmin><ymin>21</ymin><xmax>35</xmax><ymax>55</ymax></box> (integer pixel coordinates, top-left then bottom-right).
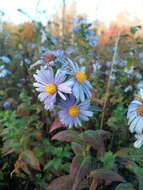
<box><xmin>0</xmin><ymin>0</ymin><xmax>143</xmax><ymax>25</ymax></box>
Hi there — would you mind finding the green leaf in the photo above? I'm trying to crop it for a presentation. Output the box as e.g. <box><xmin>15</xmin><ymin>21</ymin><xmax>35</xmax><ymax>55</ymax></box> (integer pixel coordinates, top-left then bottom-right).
<box><xmin>19</xmin><ymin>90</ymin><xmax>32</xmax><ymax>103</ymax></box>
<box><xmin>70</xmin><ymin>155</ymin><xmax>92</xmax><ymax>190</ymax></box>
<box><xmin>0</xmin><ymin>171</ymin><xmax>4</xmax><ymax>180</ymax></box>
<box><xmin>81</xmin><ymin>130</ymin><xmax>110</xmax><ymax>156</ymax></box>
<box><xmin>115</xmin><ymin>183</ymin><xmax>135</xmax><ymax>190</ymax></box>
<box><xmin>48</xmin><ymin>175</ymin><xmax>87</xmax><ymax>190</ymax></box>
<box><xmin>90</xmin><ymin>169</ymin><xmax>125</xmax><ymax>186</ymax></box>
<box><xmin>115</xmin><ymin>147</ymin><xmax>143</xmax><ymax>162</ymax></box>
<box><xmin>127</xmin><ymin>163</ymin><xmax>143</xmax><ymax>190</ymax></box>
<box><xmin>52</xmin><ymin>130</ymin><xmax>80</xmax><ymax>143</ymax></box>
<box><xmin>81</xmin><ymin>130</ymin><xmax>109</xmax><ymax>147</ymax></box>
<box><xmin>72</xmin><ymin>142</ymin><xmax>82</xmax><ymax>155</ymax></box>
<box><xmin>101</xmin><ymin>151</ymin><xmax>116</xmax><ymax>169</ymax></box>
<box><xmin>48</xmin><ymin>175</ymin><xmax>72</xmax><ymax>190</ymax></box>
<box><xmin>130</xmin><ymin>26</ymin><xmax>141</xmax><ymax>34</ymax></box>
<box><xmin>107</xmin><ymin>105</ymin><xmax>127</xmax><ymax>129</ymax></box>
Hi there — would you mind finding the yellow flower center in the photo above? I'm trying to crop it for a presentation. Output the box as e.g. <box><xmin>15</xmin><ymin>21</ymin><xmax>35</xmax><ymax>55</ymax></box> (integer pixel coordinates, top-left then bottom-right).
<box><xmin>44</xmin><ymin>84</ymin><xmax>57</xmax><ymax>95</ymax></box>
<box><xmin>137</xmin><ymin>105</ymin><xmax>143</xmax><ymax>116</ymax></box>
<box><xmin>68</xmin><ymin>106</ymin><xmax>79</xmax><ymax>117</ymax></box>
<box><xmin>75</xmin><ymin>71</ymin><xmax>87</xmax><ymax>84</ymax></box>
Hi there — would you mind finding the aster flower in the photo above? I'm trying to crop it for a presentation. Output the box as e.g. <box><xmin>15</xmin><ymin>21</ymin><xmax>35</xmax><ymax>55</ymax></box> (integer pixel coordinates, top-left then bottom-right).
<box><xmin>42</xmin><ymin>50</ymin><xmax>65</xmax><ymax>66</ymax></box>
<box><xmin>66</xmin><ymin>46</ymin><xmax>77</xmax><ymax>56</ymax></box>
<box><xmin>0</xmin><ymin>56</ymin><xmax>11</xmax><ymax>63</ymax></box>
<box><xmin>30</xmin><ymin>49</ymin><xmax>65</xmax><ymax>69</ymax></box>
<box><xmin>85</xmin><ymin>31</ymin><xmax>95</xmax><ymax>40</ymax></box>
<box><xmin>127</xmin><ymin>89</ymin><xmax>143</xmax><ymax>134</ymax></box>
<box><xmin>124</xmin><ymin>66</ymin><xmax>134</xmax><ymax>75</ymax></box>
<box><xmin>3</xmin><ymin>101</ymin><xmax>11</xmax><ymax>109</ymax></box>
<box><xmin>58</xmin><ymin>95</ymin><xmax>93</xmax><ymax>128</ymax></box>
<box><xmin>33</xmin><ymin>67</ymin><xmax>72</xmax><ymax>110</ymax></box>
<box><xmin>89</xmin><ymin>37</ymin><xmax>98</xmax><ymax>47</ymax></box>
<box><xmin>0</xmin><ymin>65</ymin><xmax>11</xmax><ymax>78</ymax></box>
<box><xmin>136</xmin><ymin>81</ymin><xmax>143</xmax><ymax>89</ymax></box>
<box><xmin>78</xmin><ymin>58</ymin><xmax>85</xmax><ymax>64</ymax></box>
<box><xmin>93</xmin><ymin>61</ymin><xmax>101</xmax><ymax>73</ymax></box>
<box><xmin>65</xmin><ymin>60</ymin><xmax>92</xmax><ymax>102</ymax></box>
<box><xmin>133</xmin><ymin>134</ymin><xmax>143</xmax><ymax>148</ymax></box>
<box><xmin>72</xmin><ymin>27</ymin><xmax>80</xmax><ymax>33</ymax></box>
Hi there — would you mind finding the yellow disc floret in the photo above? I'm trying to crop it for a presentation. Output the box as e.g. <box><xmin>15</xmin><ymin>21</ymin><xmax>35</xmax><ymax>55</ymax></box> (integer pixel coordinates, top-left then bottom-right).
<box><xmin>68</xmin><ymin>106</ymin><xmax>79</xmax><ymax>117</ymax></box>
<box><xmin>137</xmin><ymin>105</ymin><xmax>143</xmax><ymax>116</ymax></box>
<box><xmin>75</xmin><ymin>71</ymin><xmax>87</xmax><ymax>84</ymax></box>
<box><xmin>44</xmin><ymin>84</ymin><xmax>57</xmax><ymax>95</ymax></box>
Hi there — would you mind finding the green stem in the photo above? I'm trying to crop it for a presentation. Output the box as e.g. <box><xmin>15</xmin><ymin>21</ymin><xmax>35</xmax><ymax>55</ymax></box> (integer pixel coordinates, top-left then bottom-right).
<box><xmin>100</xmin><ymin>34</ymin><xmax>120</xmax><ymax>129</ymax></box>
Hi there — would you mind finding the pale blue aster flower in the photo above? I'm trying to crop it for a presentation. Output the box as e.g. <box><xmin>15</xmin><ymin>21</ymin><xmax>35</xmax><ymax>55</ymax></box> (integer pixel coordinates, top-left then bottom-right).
<box><xmin>27</xmin><ymin>43</ymin><xmax>36</xmax><ymax>49</ymax></box>
<box><xmin>89</xmin><ymin>37</ymin><xmax>98</xmax><ymax>47</ymax></box>
<box><xmin>3</xmin><ymin>101</ymin><xmax>11</xmax><ymax>109</ymax></box>
<box><xmin>42</xmin><ymin>49</ymin><xmax>65</xmax><ymax>65</ymax></box>
<box><xmin>127</xmin><ymin>89</ymin><xmax>143</xmax><ymax>134</ymax></box>
<box><xmin>33</xmin><ymin>67</ymin><xmax>72</xmax><ymax>110</ymax></box>
<box><xmin>66</xmin><ymin>46</ymin><xmax>77</xmax><ymax>56</ymax></box>
<box><xmin>0</xmin><ymin>65</ymin><xmax>11</xmax><ymax>78</ymax></box>
<box><xmin>20</xmin><ymin>58</ymin><xmax>31</xmax><ymax>66</ymax></box>
<box><xmin>124</xmin><ymin>66</ymin><xmax>134</xmax><ymax>75</ymax></box>
<box><xmin>85</xmin><ymin>31</ymin><xmax>95</xmax><ymax>40</ymax></box>
<box><xmin>30</xmin><ymin>49</ymin><xmax>65</xmax><ymax>69</ymax></box>
<box><xmin>58</xmin><ymin>95</ymin><xmax>93</xmax><ymax>128</ymax></box>
<box><xmin>65</xmin><ymin>60</ymin><xmax>92</xmax><ymax>102</ymax></box>
<box><xmin>78</xmin><ymin>58</ymin><xmax>85</xmax><ymax>64</ymax></box>
<box><xmin>0</xmin><ymin>56</ymin><xmax>11</xmax><ymax>63</ymax></box>
<box><xmin>136</xmin><ymin>73</ymin><xmax>142</xmax><ymax>80</ymax></box>
<box><xmin>93</xmin><ymin>61</ymin><xmax>101</xmax><ymax>73</ymax></box>
<box><xmin>72</xmin><ymin>27</ymin><xmax>80</xmax><ymax>33</ymax></box>
<box><xmin>124</xmin><ymin>85</ymin><xmax>132</xmax><ymax>92</ymax></box>
<box><xmin>136</xmin><ymin>81</ymin><xmax>143</xmax><ymax>89</ymax></box>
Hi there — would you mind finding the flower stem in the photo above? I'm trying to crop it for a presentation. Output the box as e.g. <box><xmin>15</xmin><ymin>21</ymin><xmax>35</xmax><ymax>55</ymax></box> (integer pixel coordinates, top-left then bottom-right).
<box><xmin>100</xmin><ymin>34</ymin><xmax>120</xmax><ymax>129</ymax></box>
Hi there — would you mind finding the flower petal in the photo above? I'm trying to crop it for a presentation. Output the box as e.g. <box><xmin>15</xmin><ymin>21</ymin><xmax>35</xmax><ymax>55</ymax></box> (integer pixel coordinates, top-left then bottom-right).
<box><xmin>58</xmin><ymin>91</ymin><xmax>66</xmax><ymax>100</ymax></box>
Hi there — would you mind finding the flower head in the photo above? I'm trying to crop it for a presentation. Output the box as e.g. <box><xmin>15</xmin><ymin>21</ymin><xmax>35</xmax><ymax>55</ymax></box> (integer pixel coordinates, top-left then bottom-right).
<box><xmin>33</xmin><ymin>67</ymin><xmax>72</xmax><ymax>110</ymax></box>
<box><xmin>3</xmin><ymin>101</ymin><xmax>11</xmax><ymax>109</ymax></box>
<box><xmin>127</xmin><ymin>89</ymin><xmax>143</xmax><ymax>134</ymax></box>
<box><xmin>67</xmin><ymin>60</ymin><xmax>92</xmax><ymax>102</ymax></box>
<box><xmin>30</xmin><ymin>50</ymin><xmax>65</xmax><ymax>69</ymax></box>
<box><xmin>43</xmin><ymin>50</ymin><xmax>65</xmax><ymax>66</ymax></box>
<box><xmin>58</xmin><ymin>95</ymin><xmax>93</xmax><ymax>128</ymax></box>
<box><xmin>89</xmin><ymin>37</ymin><xmax>98</xmax><ymax>47</ymax></box>
<box><xmin>0</xmin><ymin>56</ymin><xmax>11</xmax><ymax>63</ymax></box>
<box><xmin>0</xmin><ymin>65</ymin><xmax>11</xmax><ymax>78</ymax></box>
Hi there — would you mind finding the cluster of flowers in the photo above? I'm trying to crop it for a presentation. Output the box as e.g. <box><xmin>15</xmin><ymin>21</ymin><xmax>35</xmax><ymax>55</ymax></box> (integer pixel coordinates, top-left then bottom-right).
<box><xmin>0</xmin><ymin>56</ymin><xmax>11</xmax><ymax>78</ymax></box>
<box><xmin>72</xmin><ymin>18</ymin><xmax>98</xmax><ymax>48</ymax></box>
<box><xmin>127</xmin><ymin>88</ymin><xmax>143</xmax><ymax>148</ymax></box>
<box><xmin>33</xmin><ymin>50</ymin><xmax>93</xmax><ymax>128</ymax></box>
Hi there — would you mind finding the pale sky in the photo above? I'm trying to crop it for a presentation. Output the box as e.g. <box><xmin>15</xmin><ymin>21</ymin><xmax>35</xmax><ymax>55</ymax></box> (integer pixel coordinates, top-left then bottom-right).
<box><xmin>0</xmin><ymin>0</ymin><xmax>143</xmax><ymax>25</ymax></box>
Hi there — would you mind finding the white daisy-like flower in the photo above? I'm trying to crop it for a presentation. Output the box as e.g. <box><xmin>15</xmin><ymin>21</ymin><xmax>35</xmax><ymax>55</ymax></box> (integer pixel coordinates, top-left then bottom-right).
<box><xmin>63</xmin><ymin>59</ymin><xmax>92</xmax><ymax>102</ymax></box>
<box><xmin>134</xmin><ymin>134</ymin><xmax>143</xmax><ymax>148</ymax></box>
<box><xmin>33</xmin><ymin>67</ymin><xmax>72</xmax><ymax>110</ymax></box>
<box><xmin>58</xmin><ymin>95</ymin><xmax>93</xmax><ymax>128</ymax></box>
<box><xmin>127</xmin><ymin>89</ymin><xmax>143</xmax><ymax>134</ymax></box>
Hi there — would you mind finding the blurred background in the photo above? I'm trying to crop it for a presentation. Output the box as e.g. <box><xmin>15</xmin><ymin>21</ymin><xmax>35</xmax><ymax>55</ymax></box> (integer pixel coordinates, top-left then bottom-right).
<box><xmin>1</xmin><ymin>0</ymin><xmax>143</xmax><ymax>25</ymax></box>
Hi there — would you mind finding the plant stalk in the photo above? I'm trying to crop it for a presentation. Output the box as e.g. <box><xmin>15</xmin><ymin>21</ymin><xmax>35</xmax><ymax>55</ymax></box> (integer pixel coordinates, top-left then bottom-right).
<box><xmin>100</xmin><ymin>34</ymin><xmax>120</xmax><ymax>129</ymax></box>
